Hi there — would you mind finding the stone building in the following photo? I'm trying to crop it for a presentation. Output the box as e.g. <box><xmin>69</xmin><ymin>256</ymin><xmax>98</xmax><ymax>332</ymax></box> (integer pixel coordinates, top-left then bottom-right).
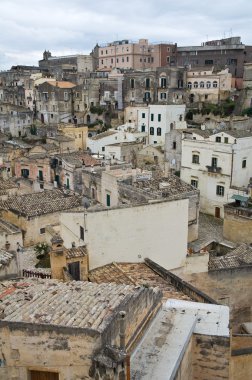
<box><xmin>0</xmin><ymin>104</ymin><xmax>33</xmax><ymax>137</ymax></box>
<box><xmin>0</xmin><ymin>277</ymin><xmax>162</xmax><ymax>379</ymax></box>
<box><xmin>39</xmin><ymin>50</ymin><xmax>94</xmax><ymax>82</ymax></box>
<box><xmin>123</xmin><ymin>66</ymin><xmax>186</xmax><ymax>107</ymax></box>
<box><xmin>180</xmin><ymin>130</ymin><xmax>252</xmax><ymax>218</ymax></box>
<box><xmin>177</xmin><ymin>36</ymin><xmax>252</xmax><ymax>88</ymax></box>
<box><xmin>98</xmin><ymin>39</ymin><xmax>177</xmax><ymax>71</ymax></box>
<box><xmin>186</xmin><ymin>67</ymin><xmax>232</xmax><ymax>104</ymax></box>
<box><xmin>223</xmin><ymin>193</ymin><xmax>252</xmax><ymax>244</ymax></box>
<box><xmin>0</xmin><ymin>218</ymin><xmax>23</xmax><ymax>252</ymax></box>
<box><xmin>50</xmin><ymin>235</ymin><xmax>88</xmax><ymax>281</ymax></box>
<box><xmin>35</xmin><ymin>80</ymin><xmax>77</xmax><ymax>124</ymax></box>
<box><xmin>1</xmin><ymin>190</ymin><xmax>82</xmax><ymax>246</ymax></box>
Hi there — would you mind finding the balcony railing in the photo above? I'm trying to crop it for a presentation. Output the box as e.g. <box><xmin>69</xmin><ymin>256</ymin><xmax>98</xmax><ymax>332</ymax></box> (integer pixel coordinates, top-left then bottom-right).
<box><xmin>206</xmin><ymin>165</ymin><xmax>222</xmax><ymax>173</ymax></box>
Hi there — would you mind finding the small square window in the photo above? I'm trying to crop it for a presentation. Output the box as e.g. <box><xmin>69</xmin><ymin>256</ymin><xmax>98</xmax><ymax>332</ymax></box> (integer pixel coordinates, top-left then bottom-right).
<box><xmin>216</xmin><ymin>136</ymin><xmax>221</xmax><ymax>143</ymax></box>
<box><xmin>191</xmin><ymin>179</ymin><xmax>198</xmax><ymax>188</ymax></box>
<box><xmin>40</xmin><ymin>228</ymin><xmax>46</xmax><ymax>234</ymax></box>
<box><xmin>224</xmin><ymin>137</ymin><xmax>229</xmax><ymax>143</ymax></box>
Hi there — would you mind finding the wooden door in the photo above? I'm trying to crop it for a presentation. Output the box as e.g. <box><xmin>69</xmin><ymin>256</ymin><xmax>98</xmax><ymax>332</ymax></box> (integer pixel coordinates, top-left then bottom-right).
<box><xmin>30</xmin><ymin>370</ymin><xmax>59</xmax><ymax>380</ymax></box>
<box><xmin>68</xmin><ymin>261</ymin><xmax>80</xmax><ymax>281</ymax></box>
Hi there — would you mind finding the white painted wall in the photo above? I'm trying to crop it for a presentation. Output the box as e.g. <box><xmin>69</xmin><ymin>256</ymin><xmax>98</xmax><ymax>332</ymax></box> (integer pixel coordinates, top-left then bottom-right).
<box><xmin>87</xmin><ymin>130</ymin><xmax>140</xmax><ymax>156</ymax></box>
<box><xmin>60</xmin><ymin>199</ymin><xmax>189</xmax><ymax>270</ymax></box>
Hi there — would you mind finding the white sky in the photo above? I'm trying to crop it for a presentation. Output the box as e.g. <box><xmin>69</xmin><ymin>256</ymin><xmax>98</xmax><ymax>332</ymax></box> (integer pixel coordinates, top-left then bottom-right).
<box><xmin>0</xmin><ymin>0</ymin><xmax>251</xmax><ymax>69</ymax></box>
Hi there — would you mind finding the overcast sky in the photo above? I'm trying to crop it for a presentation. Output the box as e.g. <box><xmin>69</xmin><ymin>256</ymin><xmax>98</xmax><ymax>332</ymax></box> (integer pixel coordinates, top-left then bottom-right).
<box><xmin>1</xmin><ymin>0</ymin><xmax>252</xmax><ymax>69</ymax></box>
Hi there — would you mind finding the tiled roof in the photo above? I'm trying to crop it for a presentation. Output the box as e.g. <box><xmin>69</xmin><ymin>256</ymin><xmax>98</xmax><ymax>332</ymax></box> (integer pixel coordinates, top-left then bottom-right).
<box><xmin>0</xmin><ymin>279</ymin><xmax>152</xmax><ymax>332</ymax></box>
<box><xmin>58</xmin><ymin>152</ymin><xmax>99</xmax><ymax>167</ymax></box>
<box><xmin>6</xmin><ymin>190</ymin><xmax>82</xmax><ymax>218</ymax></box>
<box><xmin>65</xmin><ymin>246</ymin><xmax>87</xmax><ymax>259</ymax></box>
<box><xmin>0</xmin><ymin>179</ymin><xmax>18</xmax><ymax>191</ymax></box>
<box><xmin>133</xmin><ymin>174</ymin><xmax>197</xmax><ymax>198</ymax></box>
<box><xmin>90</xmin><ymin>130</ymin><xmax>117</xmax><ymax>141</ymax></box>
<box><xmin>0</xmin><ymin>218</ymin><xmax>21</xmax><ymax>234</ymax></box>
<box><xmin>46</xmin><ymin>81</ymin><xmax>76</xmax><ymax>89</ymax></box>
<box><xmin>89</xmin><ymin>262</ymin><xmax>191</xmax><ymax>301</ymax></box>
<box><xmin>209</xmin><ymin>243</ymin><xmax>252</xmax><ymax>270</ymax></box>
<box><xmin>0</xmin><ymin>250</ymin><xmax>14</xmax><ymax>270</ymax></box>
<box><xmin>223</xmin><ymin>130</ymin><xmax>252</xmax><ymax>138</ymax></box>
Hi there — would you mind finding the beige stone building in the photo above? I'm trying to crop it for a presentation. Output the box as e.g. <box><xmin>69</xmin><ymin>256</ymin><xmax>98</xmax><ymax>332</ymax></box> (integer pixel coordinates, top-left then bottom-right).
<box><xmin>57</xmin><ymin>123</ymin><xmax>88</xmax><ymax>151</ymax></box>
<box><xmin>0</xmin><ymin>277</ymin><xmax>162</xmax><ymax>380</ymax></box>
<box><xmin>186</xmin><ymin>67</ymin><xmax>232</xmax><ymax>104</ymax></box>
<box><xmin>1</xmin><ymin>190</ymin><xmax>82</xmax><ymax>246</ymax></box>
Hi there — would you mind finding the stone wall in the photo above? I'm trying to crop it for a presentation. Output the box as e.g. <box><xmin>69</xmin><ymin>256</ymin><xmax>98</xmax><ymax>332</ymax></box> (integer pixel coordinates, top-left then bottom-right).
<box><xmin>0</xmin><ymin>323</ymin><xmax>100</xmax><ymax>380</ymax></box>
<box><xmin>231</xmin><ymin>334</ymin><xmax>252</xmax><ymax>380</ymax></box>
<box><xmin>192</xmin><ymin>334</ymin><xmax>230</xmax><ymax>379</ymax></box>
<box><xmin>223</xmin><ymin>209</ymin><xmax>252</xmax><ymax>244</ymax></box>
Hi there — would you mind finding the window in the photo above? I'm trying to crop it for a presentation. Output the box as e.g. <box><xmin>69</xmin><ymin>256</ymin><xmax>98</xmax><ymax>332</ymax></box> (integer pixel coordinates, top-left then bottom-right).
<box><xmin>187</xmin><ymin>82</ymin><xmax>192</xmax><ymax>89</ymax></box>
<box><xmin>215</xmin><ymin>136</ymin><xmax>221</xmax><ymax>143</ymax></box>
<box><xmin>193</xmin><ymin>81</ymin><xmax>198</xmax><ymax>88</ymax></box>
<box><xmin>160</xmin><ymin>92</ymin><xmax>167</xmax><ymax>100</ymax></box>
<box><xmin>150</xmin><ymin>127</ymin><xmax>154</xmax><ymax>135</ymax></box>
<box><xmin>206</xmin><ymin>81</ymin><xmax>211</xmax><ymax>88</ymax></box>
<box><xmin>192</xmin><ymin>154</ymin><xmax>199</xmax><ymax>164</ymax></box>
<box><xmin>102</xmin><ymin>147</ymin><xmax>105</xmax><ymax>152</ymax></box>
<box><xmin>144</xmin><ymin>92</ymin><xmax>150</xmax><ymax>101</ymax></box>
<box><xmin>80</xmin><ymin>226</ymin><xmax>84</xmax><ymax>240</ymax></box>
<box><xmin>64</xmin><ymin>92</ymin><xmax>69</xmax><ymax>101</ymax></box>
<box><xmin>213</xmin><ymin>81</ymin><xmax>218</xmax><ymax>88</ymax></box>
<box><xmin>205</xmin><ymin>59</ymin><xmax>213</xmax><ymax>65</ymax></box>
<box><xmin>158</xmin><ymin>114</ymin><xmax>161</xmax><ymax>122</ymax></box>
<box><xmin>200</xmin><ymin>81</ymin><xmax>204</xmax><ymax>88</ymax></box>
<box><xmin>242</xmin><ymin>159</ymin><xmax>247</xmax><ymax>168</ymax></box>
<box><xmin>141</xmin><ymin>124</ymin><xmax>145</xmax><ymax>132</ymax></box>
<box><xmin>216</xmin><ymin>185</ymin><xmax>225</xmax><ymax>196</ymax></box>
<box><xmin>166</xmin><ymin>56</ymin><xmax>170</xmax><ymax>63</ymax></box>
<box><xmin>106</xmin><ymin>193</ymin><xmax>111</xmax><ymax>207</ymax></box>
<box><xmin>160</xmin><ymin>77</ymin><xmax>167</xmax><ymax>88</ymax></box>
<box><xmin>224</xmin><ymin>137</ymin><xmax>229</xmax><ymax>143</ymax></box>
<box><xmin>130</xmin><ymin>79</ymin><xmax>135</xmax><ymax>89</ymax></box>
<box><xmin>191</xmin><ymin>179</ymin><xmax>198</xmax><ymax>188</ymax></box>
<box><xmin>145</xmin><ymin>78</ymin><xmax>150</xmax><ymax>89</ymax></box>
<box><xmin>157</xmin><ymin>127</ymin><xmax>162</xmax><ymax>136</ymax></box>
<box><xmin>151</xmin><ymin>113</ymin><xmax>154</xmax><ymax>121</ymax></box>
<box><xmin>172</xmin><ymin>141</ymin><xmax>176</xmax><ymax>149</ymax></box>
<box><xmin>212</xmin><ymin>157</ymin><xmax>218</xmax><ymax>167</ymax></box>
<box><xmin>40</xmin><ymin>228</ymin><xmax>46</xmax><ymax>234</ymax></box>
<box><xmin>142</xmin><ymin>113</ymin><xmax>145</xmax><ymax>118</ymax></box>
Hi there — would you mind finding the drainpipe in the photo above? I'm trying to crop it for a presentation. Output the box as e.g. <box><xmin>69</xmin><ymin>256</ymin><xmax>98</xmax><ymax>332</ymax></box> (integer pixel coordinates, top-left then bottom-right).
<box><xmin>230</xmin><ymin>148</ymin><xmax>234</xmax><ymax>189</ymax></box>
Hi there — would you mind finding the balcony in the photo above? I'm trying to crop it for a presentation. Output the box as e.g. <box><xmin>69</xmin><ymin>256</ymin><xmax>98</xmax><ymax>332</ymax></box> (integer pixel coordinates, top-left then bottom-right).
<box><xmin>206</xmin><ymin>165</ymin><xmax>222</xmax><ymax>174</ymax></box>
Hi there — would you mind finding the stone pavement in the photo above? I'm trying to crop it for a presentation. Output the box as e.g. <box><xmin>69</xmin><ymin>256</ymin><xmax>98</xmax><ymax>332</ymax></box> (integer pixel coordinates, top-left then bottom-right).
<box><xmin>189</xmin><ymin>213</ymin><xmax>236</xmax><ymax>253</ymax></box>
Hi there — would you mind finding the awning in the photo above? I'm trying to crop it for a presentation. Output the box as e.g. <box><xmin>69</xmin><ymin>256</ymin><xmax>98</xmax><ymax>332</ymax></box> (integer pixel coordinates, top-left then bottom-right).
<box><xmin>231</xmin><ymin>194</ymin><xmax>249</xmax><ymax>202</ymax></box>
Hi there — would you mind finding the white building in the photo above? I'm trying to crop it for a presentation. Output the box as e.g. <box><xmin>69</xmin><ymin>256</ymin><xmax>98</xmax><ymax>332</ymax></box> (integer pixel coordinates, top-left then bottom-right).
<box><xmin>60</xmin><ymin>198</ymin><xmax>188</xmax><ymax>270</ymax></box>
<box><xmin>124</xmin><ymin>104</ymin><xmax>187</xmax><ymax>145</ymax></box>
<box><xmin>87</xmin><ymin>129</ymin><xmax>147</xmax><ymax>157</ymax></box>
<box><xmin>180</xmin><ymin>130</ymin><xmax>252</xmax><ymax>218</ymax></box>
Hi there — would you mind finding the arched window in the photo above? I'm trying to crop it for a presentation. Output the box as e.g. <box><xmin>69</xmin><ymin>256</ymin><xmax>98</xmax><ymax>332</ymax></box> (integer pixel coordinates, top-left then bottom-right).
<box><xmin>187</xmin><ymin>82</ymin><xmax>192</xmax><ymax>89</ymax></box>
<box><xmin>200</xmin><ymin>81</ymin><xmax>204</xmax><ymax>88</ymax></box>
<box><xmin>193</xmin><ymin>81</ymin><xmax>198</xmax><ymax>88</ymax></box>
<box><xmin>206</xmin><ymin>81</ymin><xmax>211</xmax><ymax>88</ymax></box>
<box><xmin>150</xmin><ymin>127</ymin><xmax>154</xmax><ymax>135</ymax></box>
<box><xmin>213</xmin><ymin>81</ymin><xmax>218</xmax><ymax>88</ymax></box>
<box><xmin>157</xmin><ymin>127</ymin><xmax>162</xmax><ymax>136</ymax></box>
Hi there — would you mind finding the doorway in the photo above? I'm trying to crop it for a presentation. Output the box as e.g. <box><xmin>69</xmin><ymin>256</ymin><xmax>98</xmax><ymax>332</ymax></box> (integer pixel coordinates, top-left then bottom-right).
<box><xmin>68</xmin><ymin>261</ymin><xmax>80</xmax><ymax>281</ymax></box>
<box><xmin>30</xmin><ymin>370</ymin><xmax>59</xmax><ymax>380</ymax></box>
<box><xmin>215</xmin><ymin>207</ymin><xmax>220</xmax><ymax>218</ymax></box>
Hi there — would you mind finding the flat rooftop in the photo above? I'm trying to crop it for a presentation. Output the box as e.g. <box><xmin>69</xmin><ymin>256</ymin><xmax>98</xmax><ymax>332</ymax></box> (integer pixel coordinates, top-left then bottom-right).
<box><xmin>131</xmin><ymin>299</ymin><xmax>229</xmax><ymax>380</ymax></box>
